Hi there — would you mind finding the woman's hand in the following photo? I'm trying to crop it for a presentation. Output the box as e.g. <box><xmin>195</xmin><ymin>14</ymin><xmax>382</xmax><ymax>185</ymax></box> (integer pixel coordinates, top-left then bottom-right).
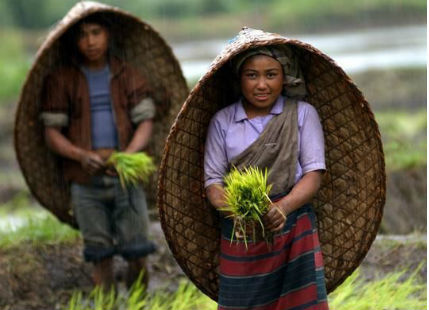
<box><xmin>263</xmin><ymin>203</ymin><xmax>287</xmax><ymax>233</ymax></box>
<box><xmin>206</xmin><ymin>184</ymin><xmax>235</xmax><ymax>218</ymax></box>
<box><xmin>262</xmin><ymin>170</ymin><xmax>324</xmax><ymax>233</ymax></box>
<box><xmin>79</xmin><ymin>150</ymin><xmax>105</xmax><ymax>175</ymax></box>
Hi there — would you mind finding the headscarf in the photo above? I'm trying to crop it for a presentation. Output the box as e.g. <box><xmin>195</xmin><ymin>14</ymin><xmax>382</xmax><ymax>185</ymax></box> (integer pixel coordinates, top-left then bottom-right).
<box><xmin>232</xmin><ymin>45</ymin><xmax>307</xmax><ymax>99</ymax></box>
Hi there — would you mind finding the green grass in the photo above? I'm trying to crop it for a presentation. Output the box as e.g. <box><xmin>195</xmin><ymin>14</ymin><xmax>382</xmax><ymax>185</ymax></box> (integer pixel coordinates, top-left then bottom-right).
<box><xmin>374</xmin><ymin>109</ymin><xmax>427</xmax><ymax>170</ymax></box>
<box><xmin>267</xmin><ymin>0</ymin><xmax>425</xmax><ymax>31</ymax></box>
<box><xmin>376</xmin><ymin>109</ymin><xmax>427</xmax><ymax>138</ymax></box>
<box><xmin>67</xmin><ymin>278</ymin><xmax>217</xmax><ymax>310</ymax></box>
<box><xmin>0</xmin><ymin>28</ymin><xmax>30</xmax><ymax>102</ymax></box>
<box><xmin>150</xmin><ymin>0</ymin><xmax>426</xmax><ymax>40</ymax></box>
<box><xmin>0</xmin><ymin>190</ymin><xmax>30</xmax><ymax>212</ymax></box>
<box><xmin>0</xmin><ymin>207</ymin><xmax>79</xmax><ymax>248</ymax></box>
<box><xmin>65</xmin><ymin>266</ymin><xmax>426</xmax><ymax>310</ymax></box>
<box><xmin>329</xmin><ymin>266</ymin><xmax>427</xmax><ymax>310</ymax></box>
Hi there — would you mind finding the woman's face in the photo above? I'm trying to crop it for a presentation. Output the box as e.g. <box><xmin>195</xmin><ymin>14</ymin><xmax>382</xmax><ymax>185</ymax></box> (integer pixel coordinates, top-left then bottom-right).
<box><xmin>76</xmin><ymin>22</ymin><xmax>109</xmax><ymax>68</ymax></box>
<box><xmin>240</xmin><ymin>54</ymin><xmax>284</xmax><ymax>116</ymax></box>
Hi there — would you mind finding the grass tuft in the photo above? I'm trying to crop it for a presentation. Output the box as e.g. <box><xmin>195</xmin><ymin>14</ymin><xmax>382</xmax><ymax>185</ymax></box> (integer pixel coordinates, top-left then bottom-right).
<box><xmin>0</xmin><ymin>210</ymin><xmax>79</xmax><ymax>248</ymax></box>
<box><xmin>64</xmin><ymin>265</ymin><xmax>426</xmax><ymax>310</ymax></box>
<box><xmin>329</xmin><ymin>266</ymin><xmax>427</xmax><ymax>310</ymax></box>
<box><xmin>106</xmin><ymin>152</ymin><xmax>156</xmax><ymax>188</ymax></box>
<box><xmin>221</xmin><ymin>166</ymin><xmax>272</xmax><ymax>247</ymax></box>
<box><xmin>67</xmin><ymin>278</ymin><xmax>217</xmax><ymax>310</ymax></box>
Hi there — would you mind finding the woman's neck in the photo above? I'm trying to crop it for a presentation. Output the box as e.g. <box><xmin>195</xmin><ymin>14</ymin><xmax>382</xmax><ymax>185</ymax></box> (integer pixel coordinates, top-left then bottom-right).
<box><xmin>242</xmin><ymin>100</ymin><xmax>274</xmax><ymax>119</ymax></box>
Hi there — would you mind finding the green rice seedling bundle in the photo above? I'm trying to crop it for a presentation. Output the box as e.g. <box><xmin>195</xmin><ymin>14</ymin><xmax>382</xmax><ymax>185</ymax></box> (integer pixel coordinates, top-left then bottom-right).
<box><xmin>106</xmin><ymin>152</ymin><xmax>156</xmax><ymax>188</ymax></box>
<box><xmin>221</xmin><ymin>166</ymin><xmax>272</xmax><ymax>247</ymax></box>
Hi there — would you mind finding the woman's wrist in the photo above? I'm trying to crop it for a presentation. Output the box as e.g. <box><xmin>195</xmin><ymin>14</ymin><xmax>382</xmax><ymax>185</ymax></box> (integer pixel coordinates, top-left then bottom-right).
<box><xmin>277</xmin><ymin>199</ymin><xmax>290</xmax><ymax>216</ymax></box>
<box><xmin>206</xmin><ymin>184</ymin><xmax>226</xmax><ymax>208</ymax></box>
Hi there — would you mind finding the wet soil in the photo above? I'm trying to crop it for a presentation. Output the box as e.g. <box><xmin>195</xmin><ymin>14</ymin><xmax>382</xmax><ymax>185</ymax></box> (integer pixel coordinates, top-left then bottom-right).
<box><xmin>381</xmin><ymin>168</ymin><xmax>427</xmax><ymax>234</ymax></box>
<box><xmin>0</xmin><ymin>221</ymin><xmax>426</xmax><ymax>310</ymax></box>
<box><xmin>0</xmin><ymin>222</ymin><xmax>184</xmax><ymax>310</ymax></box>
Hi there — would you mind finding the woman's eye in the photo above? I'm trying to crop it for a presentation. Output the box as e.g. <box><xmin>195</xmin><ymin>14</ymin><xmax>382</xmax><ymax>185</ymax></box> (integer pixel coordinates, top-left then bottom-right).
<box><xmin>267</xmin><ymin>72</ymin><xmax>278</xmax><ymax>78</ymax></box>
<box><xmin>245</xmin><ymin>73</ymin><xmax>256</xmax><ymax>78</ymax></box>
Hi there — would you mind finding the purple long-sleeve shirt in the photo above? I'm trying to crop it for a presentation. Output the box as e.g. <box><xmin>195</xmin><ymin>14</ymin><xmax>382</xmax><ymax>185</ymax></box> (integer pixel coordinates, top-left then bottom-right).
<box><xmin>204</xmin><ymin>96</ymin><xmax>325</xmax><ymax>188</ymax></box>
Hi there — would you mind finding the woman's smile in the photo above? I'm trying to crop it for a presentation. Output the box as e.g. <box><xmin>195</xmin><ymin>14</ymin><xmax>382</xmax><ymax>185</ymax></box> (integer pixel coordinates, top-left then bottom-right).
<box><xmin>254</xmin><ymin>93</ymin><xmax>270</xmax><ymax>100</ymax></box>
<box><xmin>240</xmin><ymin>54</ymin><xmax>284</xmax><ymax>118</ymax></box>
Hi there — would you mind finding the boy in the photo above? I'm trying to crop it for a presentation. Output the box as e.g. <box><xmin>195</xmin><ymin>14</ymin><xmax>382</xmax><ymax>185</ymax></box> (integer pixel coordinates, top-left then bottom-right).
<box><xmin>41</xmin><ymin>13</ymin><xmax>156</xmax><ymax>290</ymax></box>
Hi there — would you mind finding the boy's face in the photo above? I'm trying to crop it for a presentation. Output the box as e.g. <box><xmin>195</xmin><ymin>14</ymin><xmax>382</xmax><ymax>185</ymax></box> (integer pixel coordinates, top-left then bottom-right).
<box><xmin>77</xmin><ymin>22</ymin><xmax>109</xmax><ymax>66</ymax></box>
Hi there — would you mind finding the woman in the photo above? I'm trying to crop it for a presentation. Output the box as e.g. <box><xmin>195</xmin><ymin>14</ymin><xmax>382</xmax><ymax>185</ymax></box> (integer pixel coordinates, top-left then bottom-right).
<box><xmin>204</xmin><ymin>45</ymin><xmax>329</xmax><ymax>309</ymax></box>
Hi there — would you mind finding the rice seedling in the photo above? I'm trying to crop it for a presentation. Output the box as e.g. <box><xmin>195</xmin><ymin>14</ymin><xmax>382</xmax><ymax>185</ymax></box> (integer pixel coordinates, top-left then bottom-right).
<box><xmin>106</xmin><ymin>152</ymin><xmax>156</xmax><ymax>188</ymax></box>
<box><xmin>66</xmin><ymin>278</ymin><xmax>216</xmax><ymax>310</ymax></box>
<box><xmin>329</xmin><ymin>266</ymin><xmax>427</xmax><ymax>310</ymax></box>
<box><xmin>64</xmin><ymin>265</ymin><xmax>426</xmax><ymax>310</ymax></box>
<box><xmin>220</xmin><ymin>166</ymin><xmax>272</xmax><ymax>247</ymax></box>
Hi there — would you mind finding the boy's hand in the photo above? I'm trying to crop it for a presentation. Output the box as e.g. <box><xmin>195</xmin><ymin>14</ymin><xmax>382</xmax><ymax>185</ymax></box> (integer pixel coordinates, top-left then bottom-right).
<box><xmin>104</xmin><ymin>166</ymin><xmax>118</xmax><ymax>176</ymax></box>
<box><xmin>80</xmin><ymin>151</ymin><xmax>105</xmax><ymax>175</ymax></box>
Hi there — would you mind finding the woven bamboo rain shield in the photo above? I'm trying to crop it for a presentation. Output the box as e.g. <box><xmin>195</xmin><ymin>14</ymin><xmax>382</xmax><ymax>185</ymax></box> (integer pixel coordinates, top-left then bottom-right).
<box><xmin>158</xmin><ymin>28</ymin><xmax>385</xmax><ymax>300</ymax></box>
<box><xmin>14</xmin><ymin>1</ymin><xmax>188</xmax><ymax>226</ymax></box>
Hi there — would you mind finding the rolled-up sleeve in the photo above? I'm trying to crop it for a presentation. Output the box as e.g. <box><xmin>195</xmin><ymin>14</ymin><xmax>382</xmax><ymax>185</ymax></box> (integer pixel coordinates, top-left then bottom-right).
<box><xmin>40</xmin><ymin>72</ymin><xmax>69</xmax><ymax>127</ymax></box>
<box><xmin>204</xmin><ymin>116</ymin><xmax>228</xmax><ymax>188</ymax></box>
<box><xmin>40</xmin><ymin>112</ymin><xmax>69</xmax><ymax>127</ymax></box>
<box><xmin>125</xmin><ymin>65</ymin><xmax>155</xmax><ymax>122</ymax></box>
<box><xmin>130</xmin><ymin>97</ymin><xmax>156</xmax><ymax>124</ymax></box>
<box><xmin>299</xmin><ymin>103</ymin><xmax>326</xmax><ymax>174</ymax></box>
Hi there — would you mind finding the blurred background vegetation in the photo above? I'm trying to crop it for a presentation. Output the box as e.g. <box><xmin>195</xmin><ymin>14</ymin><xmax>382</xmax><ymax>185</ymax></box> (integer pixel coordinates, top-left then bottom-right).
<box><xmin>0</xmin><ymin>0</ymin><xmax>425</xmax><ymax>33</ymax></box>
<box><xmin>0</xmin><ymin>1</ymin><xmax>426</xmax><ymax>309</ymax></box>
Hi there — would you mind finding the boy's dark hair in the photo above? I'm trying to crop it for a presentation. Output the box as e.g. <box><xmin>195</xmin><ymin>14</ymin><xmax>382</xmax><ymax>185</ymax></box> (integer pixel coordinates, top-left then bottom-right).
<box><xmin>74</xmin><ymin>12</ymin><xmax>113</xmax><ymax>33</ymax></box>
<box><xmin>59</xmin><ymin>12</ymin><xmax>113</xmax><ymax>65</ymax></box>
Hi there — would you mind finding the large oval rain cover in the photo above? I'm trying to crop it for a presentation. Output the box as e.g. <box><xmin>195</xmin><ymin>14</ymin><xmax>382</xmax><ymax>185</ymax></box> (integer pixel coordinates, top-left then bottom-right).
<box><xmin>157</xmin><ymin>27</ymin><xmax>385</xmax><ymax>299</ymax></box>
<box><xmin>15</xmin><ymin>1</ymin><xmax>188</xmax><ymax>226</ymax></box>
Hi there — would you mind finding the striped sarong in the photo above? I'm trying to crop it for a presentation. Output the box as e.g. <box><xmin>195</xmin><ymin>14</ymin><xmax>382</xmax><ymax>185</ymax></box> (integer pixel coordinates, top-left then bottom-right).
<box><xmin>218</xmin><ymin>204</ymin><xmax>329</xmax><ymax>310</ymax></box>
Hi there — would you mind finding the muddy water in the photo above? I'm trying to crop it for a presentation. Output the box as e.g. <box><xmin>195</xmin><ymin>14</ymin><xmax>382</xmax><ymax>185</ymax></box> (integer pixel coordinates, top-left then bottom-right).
<box><xmin>173</xmin><ymin>25</ymin><xmax>426</xmax><ymax>80</ymax></box>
